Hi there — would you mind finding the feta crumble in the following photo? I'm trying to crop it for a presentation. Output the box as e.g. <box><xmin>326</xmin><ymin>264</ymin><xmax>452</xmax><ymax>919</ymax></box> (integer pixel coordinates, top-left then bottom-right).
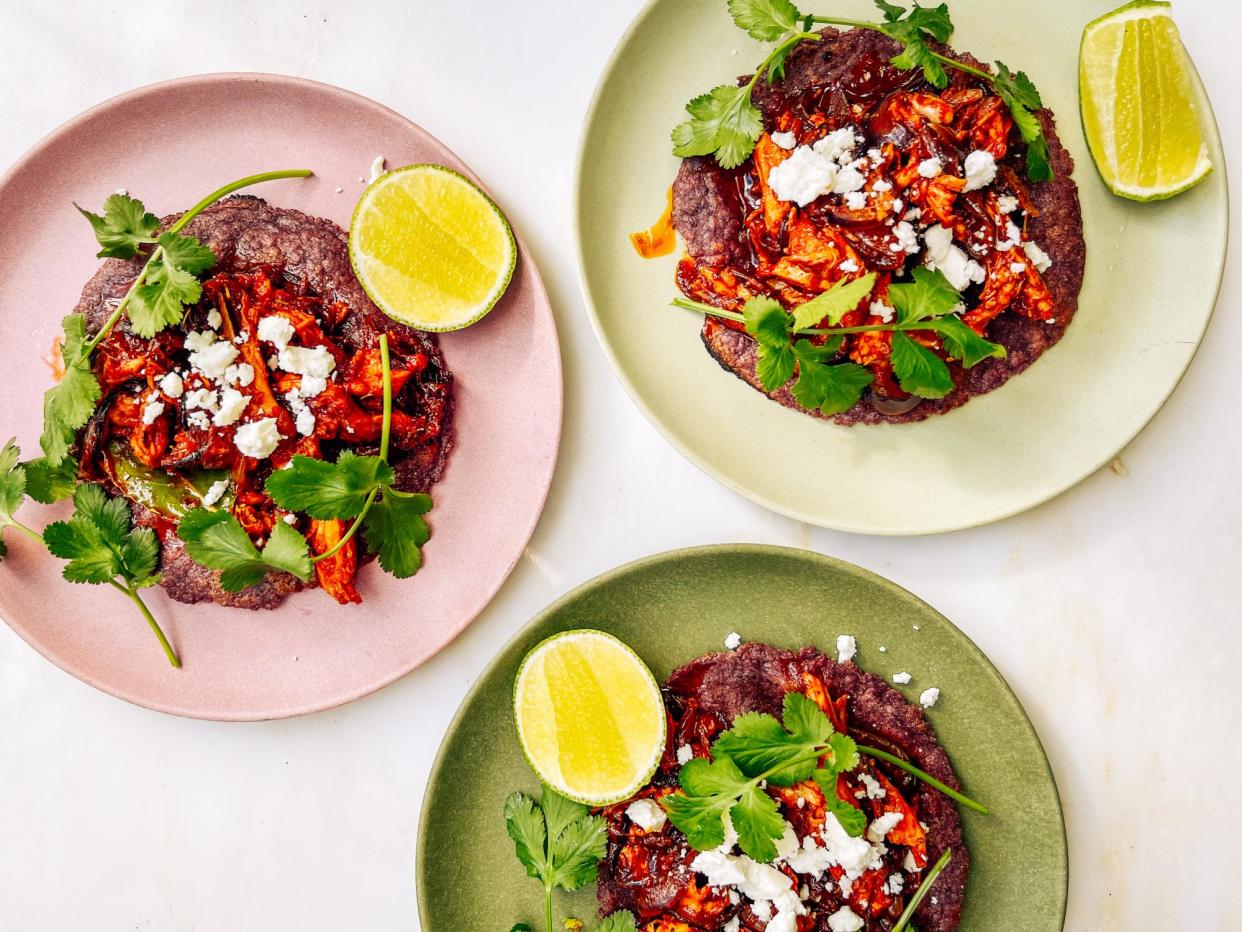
<box><xmin>1024</xmin><ymin>239</ymin><xmax>1053</xmax><ymax>272</ymax></box>
<box><xmin>919</xmin><ymin>687</ymin><xmax>940</xmax><ymax>708</ymax></box>
<box><xmin>201</xmin><ymin>479</ymin><xmax>229</xmax><ymax>508</ymax></box>
<box><xmin>872</xmin><ymin>179</ymin><xmax>893</xmax><ymax>193</ymax></box>
<box><xmin>923</xmin><ymin>224</ymin><xmax>986</xmax><ymax>291</ymax></box>
<box><xmin>836</xmin><ymin>634</ymin><xmax>857</xmax><ymax>663</ymax></box>
<box><xmin>676</xmin><ymin>744</ymin><xmax>694</xmax><ymax>766</ymax></box>
<box><xmin>1010</xmin><ymin>262</ymin><xmax>1028</xmax><ymax>274</ymax></box>
<box><xmin>870</xmin><ymin>300</ymin><xmax>895</xmax><ymax>323</ymax></box>
<box><xmin>257</xmin><ymin>315</ymin><xmax>296</xmax><ymax>351</ymax></box>
<box><xmin>997</xmin><ymin>194</ymin><xmax>1020</xmax><ymax>214</ymax></box>
<box><xmin>278</xmin><ymin>345</ymin><xmax>336</xmax><ymax>379</ymax></box>
<box><xmin>234</xmin><ymin>418</ymin><xmax>282</xmax><ymax>460</ymax></box>
<box><xmin>771</xmin><ymin>131</ymin><xmax>797</xmax><ymax>150</ymax></box>
<box><xmin>866</xmin><ymin>811</ymin><xmax>904</xmax><ymax>843</ymax></box>
<box><xmin>369</xmin><ymin>155</ymin><xmax>387</xmax><ymax>182</ymax></box>
<box><xmin>844</xmin><ymin>191</ymin><xmax>868</xmax><ymax>210</ymax></box>
<box><xmin>838</xmin><ymin>259</ymin><xmax>860</xmax><ymax>274</ymax></box>
<box><xmin>768</xmin><ymin>145</ymin><xmax>838</xmax><ymax>207</ymax></box>
<box><xmin>890</xmin><ymin>221</ymin><xmax>920</xmax><ymax>254</ymax></box>
<box><xmin>916</xmin><ymin>157</ymin><xmax>943</xmax><ymax>178</ymax></box>
<box><xmin>213</xmin><ymin>388</ymin><xmax>248</xmax><ymax>427</ymax></box>
<box><xmin>206</xmin><ymin>308</ymin><xmax>222</xmax><ymax>330</ymax></box>
<box><xmin>625</xmin><ymin>798</ymin><xmax>667</xmax><ymax>832</ymax></box>
<box><xmin>190</xmin><ymin>341</ymin><xmax>240</xmax><ymax>380</ymax></box>
<box><xmin>158</xmin><ymin>371</ymin><xmax>184</xmax><ymax>398</ymax></box>
<box><xmin>827</xmin><ymin>906</ymin><xmax>865</xmax><ymax>932</ymax></box>
<box><xmin>141</xmin><ymin>399</ymin><xmax>165</xmax><ymax>425</ymax></box>
<box><xmin>724</xmin><ymin>631</ymin><xmax>743</xmax><ymax>650</ymax></box>
<box><xmin>184</xmin><ymin>330</ymin><xmax>216</xmax><ymax>352</ymax></box>
<box><xmin>962</xmin><ymin>149</ymin><xmax>998</xmax><ymax>192</ymax></box>
<box><xmin>892</xmin><ymin>672</ymin><xmax>912</xmax><ymax>685</ymax></box>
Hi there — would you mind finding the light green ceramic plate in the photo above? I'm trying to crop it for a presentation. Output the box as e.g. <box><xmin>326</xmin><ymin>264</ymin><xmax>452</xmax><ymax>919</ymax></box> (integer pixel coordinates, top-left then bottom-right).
<box><xmin>417</xmin><ymin>545</ymin><xmax>1067</xmax><ymax>930</ymax></box>
<box><xmin>575</xmin><ymin>0</ymin><xmax>1228</xmax><ymax>535</ymax></box>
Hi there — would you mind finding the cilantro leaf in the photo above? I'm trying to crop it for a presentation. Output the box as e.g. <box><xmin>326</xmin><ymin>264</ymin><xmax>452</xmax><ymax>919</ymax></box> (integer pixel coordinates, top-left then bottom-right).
<box><xmin>157</xmin><ymin>231</ymin><xmax>216</xmax><ymax>275</ymax></box>
<box><xmin>177</xmin><ymin>507</ymin><xmax>312</xmax><ymax>591</ymax></box>
<box><xmin>43</xmin><ymin>484</ymin><xmax>160</xmax><ymax>588</ymax></box>
<box><xmin>40</xmin><ymin>314</ymin><xmax>102</xmax><ymax>466</ymax></box>
<box><xmin>713</xmin><ymin>712</ymin><xmax>817</xmax><ymax>786</ymax></box>
<box><xmin>597</xmin><ymin>913</ymin><xmax>639</xmax><ymax>932</ymax></box>
<box><xmin>791</xmin><ymin>273</ymin><xmax>879</xmax><ymax>330</ymax></box>
<box><xmin>503</xmin><ymin>787</ymin><xmax>607</xmax><ymax>925</ymax></box>
<box><xmin>993</xmin><ymin>62</ymin><xmax>1052</xmax><ymax>181</ymax></box>
<box><xmin>732</xmin><ymin>783</ymin><xmax>785</xmax><ymax>862</ymax></box>
<box><xmin>363</xmin><ymin>489</ymin><xmax>432</xmax><ymax>579</ymax></box>
<box><xmin>783</xmin><ymin>691</ymin><xmax>834</xmax><ymax>744</ymax></box>
<box><xmin>813</xmin><ymin>770</ymin><xmax>868</xmax><ymax>837</ymax></box>
<box><xmin>728</xmin><ymin>0</ymin><xmax>804</xmax><ymax>41</ymax></box>
<box><xmin>888</xmin><ymin>267</ymin><xmax>961</xmax><ymax>324</ymax></box>
<box><xmin>266</xmin><ymin>452</ymin><xmax>394</xmax><ymax>519</ymax></box>
<box><xmin>744</xmin><ymin>296</ymin><xmax>797</xmax><ymax>391</ymax></box>
<box><xmin>672</xmin><ymin>84</ymin><xmax>765</xmax><ymax>170</ymax></box>
<box><xmin>23</xmin><ymin>455</ymin><xmax>78</xmax><ymax>503</ymax></box>
<box><xmin>75</xmin><ymin>193</ymin><xmax>159</xmax><ymax>259</ymax></box>
<box><xmin>874</xmin><ymin>1</ymin><xmax>955</xmax><ymax>88</ymax></box>
<box><xmin>890</xmin><ymin>331</ymin><xmax>954</xmax><ymax>399</ymax></box>
<box><xmin>933</xmin><ymin>316</ymin><xmax>1006</xmax><ymax>367</ymax></box>
<box><xmin>128</xmin><ymin>261</ymin><xmax>201</xmax><ymax>337</ymax></box>
<box><xmin>790</xmin><ymin>344</ymin><xmax>873</xmax><ymax>416</ymax></box>
<box><xmin>0</xmin><ymin>440</ymin><xmax>30</xmax><ymax>559</ymax></box>
<box><xmin>664</xmin><ymin>756</ymin><xmax>749</xmax><ymax>851</ymax></box>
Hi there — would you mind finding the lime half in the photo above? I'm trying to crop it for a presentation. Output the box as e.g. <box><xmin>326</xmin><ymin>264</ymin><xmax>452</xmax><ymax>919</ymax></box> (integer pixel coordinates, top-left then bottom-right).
<box><xmin>514</xmin><ymin>630</ymin><xmax>666</xmax><ymax>806</ymax></box>
<box><xmin>349</xmin><ymin>164</ymin><xmax>516</xmax><ymax>331</ymax></box>
<box><xmin>1080</xmin><ymin>0</ymin><xmax>1212</xmax><ymax>201</ymax></box>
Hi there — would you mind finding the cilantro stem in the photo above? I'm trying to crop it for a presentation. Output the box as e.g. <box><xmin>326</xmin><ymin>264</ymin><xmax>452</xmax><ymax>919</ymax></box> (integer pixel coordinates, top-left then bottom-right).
<box><xmin>544</xmin><ymin>886</ymin><xmax>553</xmax><ymax>932</ymax></box>
<box><xmin>311</xmin><ymin>333</ymin><xmax>391</xmax><ymax>565</ymax></box>
<box><xmin>81</xmin><ymin>169</ymin><xmax>314</xmax><ymax>359</ymax></box>
<box><xmin>110</xmin><ymin>579</ymin><xmax>180</xmax><ymax>668</ymax></box>
<box><xmin>857</xmin><ymin>745</ymin><xmax>988</xmax><ymax>814</ymax></box>
<box><xmin>673</xmin><ymin>296</ymin><xmax>930</xmax><ymax>337</ymax></box>
<box><xmin>9</xmin><ymin>521</ymin><xmax>44</xmax><ymax>544</ymax></box>
<box><xmin>892</xmin><ymin>847</ymin><xmax>952</xmax><ymax>932</ymax></box>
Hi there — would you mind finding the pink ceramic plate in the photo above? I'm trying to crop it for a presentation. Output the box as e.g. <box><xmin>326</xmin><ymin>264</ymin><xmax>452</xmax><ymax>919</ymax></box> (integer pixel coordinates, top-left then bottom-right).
<box><xmin>0</xmin><ymin>74</ymin><xmax>562</xmax><ymax>720</ymax></box>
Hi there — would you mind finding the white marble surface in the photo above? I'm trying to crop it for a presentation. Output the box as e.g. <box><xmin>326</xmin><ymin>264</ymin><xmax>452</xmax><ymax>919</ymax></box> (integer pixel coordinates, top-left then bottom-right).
<box><xmin>0</xmin><ymin>0</ymin><xmax>1237</xmax><ymax>928</ymax></box>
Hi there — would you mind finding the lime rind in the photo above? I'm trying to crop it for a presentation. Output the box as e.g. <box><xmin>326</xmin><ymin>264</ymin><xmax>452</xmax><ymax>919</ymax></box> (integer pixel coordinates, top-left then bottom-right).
<box><xmin>1079</xmin><ymin>0</ymin><xmax>1213</xmax><ymax>202</ymax></box>
<box><xmin>348</xmin><ymin>163</ymin><xmax>517</xmax><ymax>332</ymax></box>
<box><xmin>513</xmin><ymin>629</ymin><xmax>667</xmax><ymax>806</ymax></box>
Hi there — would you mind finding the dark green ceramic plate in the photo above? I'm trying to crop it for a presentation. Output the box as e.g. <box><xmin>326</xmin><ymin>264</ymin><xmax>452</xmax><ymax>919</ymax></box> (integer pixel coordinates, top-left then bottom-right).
<box><xmin>417</xmin><ymin>546</ymin><xmax>1067</xmax><ymax>930</ymax></box>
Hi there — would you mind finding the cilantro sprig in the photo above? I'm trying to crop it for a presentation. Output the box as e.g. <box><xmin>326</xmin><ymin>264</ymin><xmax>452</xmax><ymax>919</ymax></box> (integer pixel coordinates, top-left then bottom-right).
<box><xmin>676</xmin><ymin>268</ymin><xmax>1005</xmax><ymax>406</ymax></box>
<box><xmin>504</xmin><ymin>786</ymin><xmax>608</xmax><ymax>932</ymax></box>
<box><xmin>40</xmin><ymin>170</ymin><xmax>313</xmax><ymax>466</ymax></box>
<box><xmin>0</xmin><ymin>440</ymin><xmax>45</xmax><ymax>558</ymax></box>
<box><xmin>177</xmin><ymin>509</ymin><xmax>313</xmax><ymax>592</ymax></box>
<box><xmin>43</xmin><ymin>483</ymin><xmax>179</xmax><ymax>667</ymax></box>
<box><xmin>663</xmin><ymin>692</ymin><xmax>861</xmax><ymax>862</ymax></box>
<box><xmin>266</xmin><ymin>333</ymin><xmax>434</xmax><ymax>579</ymax></box>
<box><xmin>679</xmin><ymin>0</ymin><xmax>1052</xmax><ymax>180</ymax></box>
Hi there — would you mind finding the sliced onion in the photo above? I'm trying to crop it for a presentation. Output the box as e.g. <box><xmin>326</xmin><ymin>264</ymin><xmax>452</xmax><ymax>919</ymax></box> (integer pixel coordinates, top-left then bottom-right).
<box><xmin>869</xmin><ymin>391</ymin><xmax>923</xmax><ymax>416</ymax></box>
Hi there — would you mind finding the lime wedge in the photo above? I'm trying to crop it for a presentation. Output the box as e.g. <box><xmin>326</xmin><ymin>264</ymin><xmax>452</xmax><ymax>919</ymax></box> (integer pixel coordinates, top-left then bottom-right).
<box><xmin>514</xmin><ymin>630</ymin><xmax>666</xmax><ymax>805</ymax></box>
<box><xmin>349</xmin><ymin>164</ymin><xmax>516</xmax><ymax>331</ymax></box>
<box><xmin>1080</xmin><ymin>0</ymin><xmax>1212</xmax><ymax>201</ymax></box>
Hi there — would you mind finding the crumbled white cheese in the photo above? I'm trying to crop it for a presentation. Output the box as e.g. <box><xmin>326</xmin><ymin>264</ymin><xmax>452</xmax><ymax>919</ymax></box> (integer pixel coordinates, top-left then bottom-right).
<box><xmin>187</xmin><ymin>410</ymin><xmax>211</xmax><ymax>431</ymax></box>
<box><xmin>141</xmin><ymin>398</ymin><xmax>165</xmax><ymax>425</ymax></box>
<box><xmin>283</xmin><ymin>513</ymin><xmax>298</xmax><ymax>525</ymax></box>
<box><xmin>369</xmin><ymin>155</ymin><xmax>387</xmax><ymax>182</ymax></box>
<box><xmin>300</xmin><ymin>374</ymin><xmax>328</xmax><ymax>398</ymax></box>
<box><xmin>158</xmin><ymin>371</ymin><xmax>184</xmax><ymax>398</ymax></box>
<box><xmin>866</xmin><ymin>811</ymin><xmax>904</xmax><ymax>843</ymax></box>
<box><xmin>278</xmin><ymin>345</ymin><xmax>336</xmax><ymax>379</ymax></box>
<box><xmin>677</xmin><ymin>744</ymin><xmax>694</xmax><ymax>766</ymax></box>
<box><xmin>690</xmin><ymin>849</ymin><xmax>792</xmax><ymax>903</ymax></box>
<box><xmin>206</xmin><ymin>308</ymin><xmax>222</xmax><ymax>330</ymax></box>
<box><xmin>890</xmin><ymin>221</ymin><xmax>920</xmax><ymax>254</ymax></box>
<box><xmin>997</xmin><ymin>194</ymin><xmax>1020</xmax><ymax>214</ymax></box>
<box><xmin>872</xmin><ymin>179</ymin><xmax>893</xmax><ymax>193</ymax></box>
<box><xmin>224</xmin><ymin>363</ymin><xmax>256</xmax><ymax>388</ymax></box>
<box><xmin>190</xmin><ymin>341</ymin><xmax>240</xmax><ymax>380</ymax></box>
<box><xmin>768</xmin><ymin>146</ymin><xmax>838</xmax><ymax>207</ymax></box>
<box><xmin>295</xmin><ymin>406</ymin><xmax>316</xmax><ymax>437</ymax></box>
<box><xmin>723</xmin><ymin>920</ymin><xmax>741</xmax><ymax>932</ymax></box>
<box><xmin>891</xmin><ymin>198</ymin><xmax>904</xmax><ymax>215</ymax></box>
<box><xmin>771</xmin><ymin>131</ymin><xmax>797</xmax><ymax>150</ymax></box>
<box><xmin>870</xmin><ymin>300</ymin><xmax>896</xmax><ymax>323</ymax></box>
<box><xmin>904</xmin><ymin>849</ymin><xmax>923</xmax><ymax>873</ymax></box>
<box><xmin>201</xmin><ymin>479</ymin><xmax>229</xmax><ymax>508</ymax></box>
<box><xmin>962</xmin><ymin>149</ymin><xmax>998</xmax><ymax>192</ymax></box>
<box><xmin>1010</xmin><ymin>261</ymin><xmax>1028</xmax><ymax>274</ymax></box>
<box><xmin>234</xmin><ymin>418</ymin><xmax>282</xmax><ymax>459</ymax></box>
<box><xmin>885</xmin><ymin>873</ymin><xmax>905</xmax><ymax>896</ymax></box>
<box><xmin>996</xmin><ymin>220</ymin><xmax>1024</xmax><ymax>252</ymax></box>
<box><xmin>827</xmin><ymin>906</ymin><xmax>865</xmax><ymax>932</ymax></box>
<box><xmin>625</xmin><ymin>798</ymin><xmax>667</xmax><ymax>832</ymax></box>
<box><xmin>838</xmin><ymin>259</ymin><xmax>860</xmax><ymax>274</ymax></box>
<box><xmin>904</xmin><ymin>207</ymin><xmax>922</xmax><ymax>223</ymax></box>
<box><xmin>832</xmin><ymin>166</ymin><xmax>866</xmax><ymax>195</ymax></box>
<box><xmin>844</xmin><ymin>191</ymin><xmax>868</xmax><ymax>210</ymax></box>
<box><xmin>184</xmin><ymin>387</ymin><xmax>219</xmax><ymax>412</ymax></box>
<box><xmin>257</xmin><ymin>315</ymin><xmax>296</xmax><ymax>351</ymax></box>
<box><xmin>836</xmin><ymin>634</ymin><xmax>857</xmax><ymax>663</ymax></box>
<box><xmin>919</xmin><ymin>687</ymin><xmax>940</xmax><ymax>708</ymax></box>
<box><xmin>858</xmin><ymin>772</ymin><xmax>887</xmax><ymax>801</ymax></box>
<box><xmin>213</xmin><ymin>388</ymin><xmax>248</xmax><ymax>427</ymax></box>
<box><xmin>916</xmin><ymin>157</ymin><xmax>943</xmax><ymax>178</ymax></box>
<box><xmin>821</xmin><ymin>812</ymin><xmax>884</xmax><ymax>891</ymax></box>
<box><xmin>878</xmin><ymin>646</ymin><xmax>887</xmax><ymax>653</ymax></box>
<box><xmin>774</xmin><ymin>822</ymin><xmax>800</xmax><ymax>861</ymax></box>
<box><xmin>1024</xmin><ymin>239</ymin><xmax>1053</xmax><ymax>272</ymax></box>
<box><xmin>724</xmin><ymin>631</ymin><xmax>743</xmax><ymax>650</ymax></box>
<box><xmin>923</xmin><ymin>224</ymin><xmax>986</xmax><ymax>291</ymax></box>
<box><xmin>892</xmin><ymin>672</ymin><xmax>912</xmax><ymax>685</ymax></box>
<box><xmin>184</xmin><ymin>330</ymin><xmax>217</xmax><ymax>352</ymax></box>
<box><xmin>812</xmin><ymin>127</ymin><xmax>858</xmax><ymax>163</ymax></box>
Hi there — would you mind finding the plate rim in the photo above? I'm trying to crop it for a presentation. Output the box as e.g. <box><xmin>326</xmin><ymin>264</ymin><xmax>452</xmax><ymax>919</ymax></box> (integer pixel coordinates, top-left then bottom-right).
<box><xmin>0</xmin><ymin>71</ymin><xmax>564</xmax><ymax>721</ymax></box>
<box><xmin>415</xmin><ymin>542</ymin><xmax>1069</xmax><ymax>929</ymax></box>
<box><xmin>572</xmin><ymin>0</ymin><xmax>1230</xmax><ymax>536</ymax></box>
